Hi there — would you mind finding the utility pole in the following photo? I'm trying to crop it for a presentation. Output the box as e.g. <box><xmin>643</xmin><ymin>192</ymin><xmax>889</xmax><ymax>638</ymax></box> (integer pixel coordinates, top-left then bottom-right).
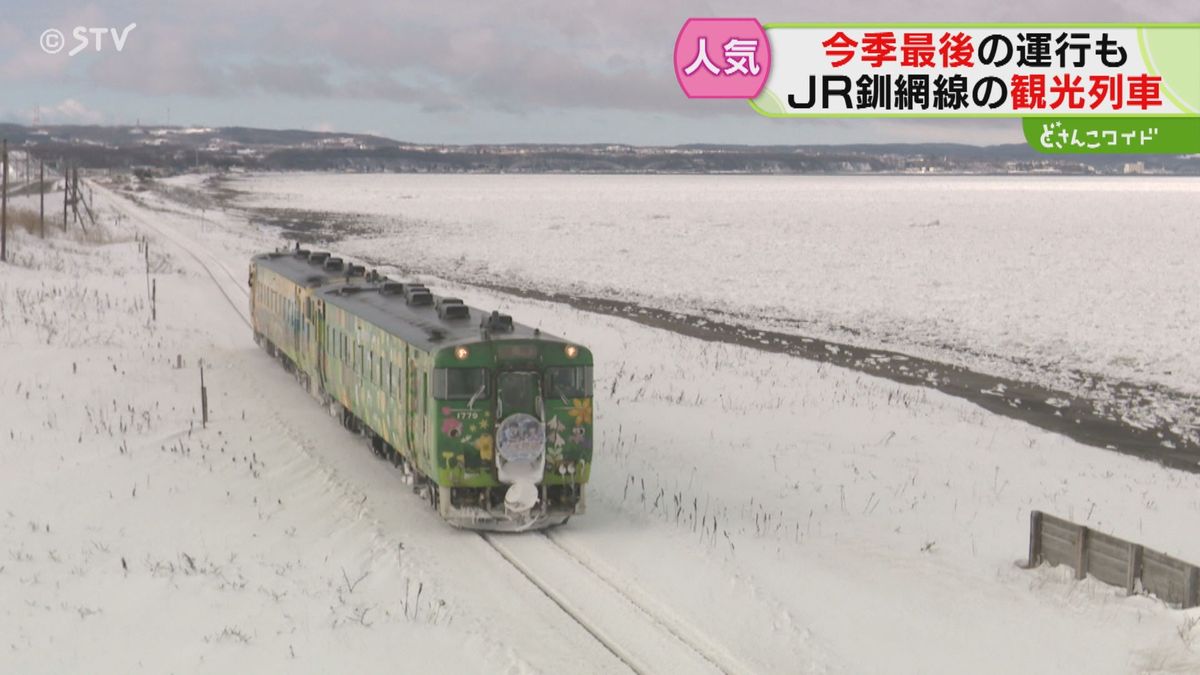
<box><xmin>1</xmin><ymin>139</ymin><xmax>7</xmax><ymax>263</ymax></box>
<box><xmin>72</xmin><ymin>166</ymin><xmax>78</xmax><ymax>226</ymax></box>
<box><xmin>39</xmin><ymin>160</ymin><xmax>45</xmax><ymax>238</ymax></box>
<box><xmin>71</xmin><ymin>166</ymin><xmax>86</xmax><ymax>233</ymax></box>
<box><xmin>62</xmin><ymin>160</ymin><xmax>68</xmax><ymax>231</ymax></box>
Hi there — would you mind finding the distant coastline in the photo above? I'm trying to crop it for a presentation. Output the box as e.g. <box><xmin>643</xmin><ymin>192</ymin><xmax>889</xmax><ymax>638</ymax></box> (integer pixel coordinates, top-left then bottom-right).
<box><xmin>1</xmin><ymin>123</ymin><xmax>1195</xmax><ymax>176</ymax></box>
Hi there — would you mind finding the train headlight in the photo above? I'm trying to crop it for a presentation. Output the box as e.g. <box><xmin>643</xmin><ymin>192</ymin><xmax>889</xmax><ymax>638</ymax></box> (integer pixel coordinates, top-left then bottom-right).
<box><xmin>454</xmin><ymin>346</ymin><xmax>470</xmax><ymax>360</ymax></box>
<box><xmin>564</xmin><ymin>345</ymin><xmax>579</xmax><ymax>359</ymax></box>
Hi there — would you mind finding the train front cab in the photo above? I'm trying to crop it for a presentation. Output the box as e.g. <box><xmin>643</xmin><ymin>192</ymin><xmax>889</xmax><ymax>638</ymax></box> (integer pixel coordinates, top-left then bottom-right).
<box><xmin>430</xmin><ymin>339</ymin><xmax>593</xmax><ymax>531</ymax></box>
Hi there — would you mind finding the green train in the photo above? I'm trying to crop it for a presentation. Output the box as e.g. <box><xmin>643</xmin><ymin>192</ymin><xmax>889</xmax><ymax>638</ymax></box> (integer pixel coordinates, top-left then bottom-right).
<box><xmin>249</xmin><ymin>247</ymin><xmax>593</xmax><ymax>531</ymax></box>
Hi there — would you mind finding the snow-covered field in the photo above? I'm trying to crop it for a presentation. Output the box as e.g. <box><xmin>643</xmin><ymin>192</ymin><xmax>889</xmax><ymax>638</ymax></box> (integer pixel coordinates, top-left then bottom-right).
<box><xmin>224</xmin><ymin>173</ymin><xmax>1200</xmax><ymax>443</ymax></box>
<box><xmin>2</xmin><ymin>173</ymin><xmax>1200</xmax><ymax>673</ymax></box>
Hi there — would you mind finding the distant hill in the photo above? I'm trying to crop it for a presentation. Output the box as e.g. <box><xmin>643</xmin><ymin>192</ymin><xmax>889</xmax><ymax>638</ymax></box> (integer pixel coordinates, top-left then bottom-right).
<box><xmin>0</xmin><ymin>124</ymin><xmax>1194</xmax><ymax>175</ymax></box>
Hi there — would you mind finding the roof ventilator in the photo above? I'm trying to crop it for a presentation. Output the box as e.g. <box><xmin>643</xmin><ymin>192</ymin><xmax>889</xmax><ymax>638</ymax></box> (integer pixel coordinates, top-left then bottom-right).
<box><xmin>407</xmin><ymin>290</ymin><xmax>433</xmax><ymax>306</ymax></box>
<box><xmin>482</xmin><ymin>311</ymin><xmax>514</xmax><ymax>333</ymax></box>
<box><xmin>437</xmin><ymin>300</ymin><xmax>469</xmax><ymax>320</ymax></box>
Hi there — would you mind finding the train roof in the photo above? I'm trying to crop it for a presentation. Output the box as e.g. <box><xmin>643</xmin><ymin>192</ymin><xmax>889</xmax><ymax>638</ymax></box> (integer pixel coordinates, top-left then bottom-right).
<box><xmin>318</xmin><ymin>282</ymin><xmax>563</xmax><ymax>352</ymax></box>
<box><xmin>254</xmin><ymin>250</ymin><xmax>564</xmax><ymax>352</ymax></box>
<box><xmin>253</xmin><ymin>250</ymin><xmax>348</xmax><ymax>288</ymax></box>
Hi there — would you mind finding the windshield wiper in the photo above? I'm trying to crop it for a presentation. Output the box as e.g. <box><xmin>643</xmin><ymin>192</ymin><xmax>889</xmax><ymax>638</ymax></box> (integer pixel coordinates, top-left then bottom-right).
<box><xmin>468</xmin><ymin>382</ymin><xmax>486</xmax><ymax>410</ymax></box>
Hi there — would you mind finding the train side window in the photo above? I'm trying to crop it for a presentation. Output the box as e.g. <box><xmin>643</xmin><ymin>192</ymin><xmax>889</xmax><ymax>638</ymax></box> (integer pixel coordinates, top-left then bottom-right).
<box><xmin>545</xmin><ymin>366</ymin><xmax>593</xmax><ymax>399</ymax></box>
<box><xmin>432</xmin><ymin>368</ymin><xmax>489</xmax><ymax>400</ymax></box>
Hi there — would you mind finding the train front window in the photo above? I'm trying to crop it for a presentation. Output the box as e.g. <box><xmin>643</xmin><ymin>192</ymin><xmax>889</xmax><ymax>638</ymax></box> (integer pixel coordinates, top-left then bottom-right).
<box><xmin>498</xmin><ymin>371</ymin><xmax>539</xmax><ymax>417</ymax></box>
<box><xmin>433</xmin><ymin>368</ymin><xmax>488</xmax><ymax>401</ymax></box>
<box><xmin>545</xmin><ymin>366</ymin><xmax>593</xmax><ymax>402</ymax></box>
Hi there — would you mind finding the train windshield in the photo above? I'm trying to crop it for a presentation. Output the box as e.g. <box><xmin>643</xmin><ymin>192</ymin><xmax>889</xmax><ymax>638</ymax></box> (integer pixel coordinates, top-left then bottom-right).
<box><xmin>498</xmin><ymin>371</ymin><xmax>541</xmax><ymax>418</ymax></box>
<box><xmin>545</xmin><ymin>366</ymin><xmax>593</xmax><ymax>402</ymax></box>
<box><xmin>433</xmin><ymin>368</ymin><xmax>488</xmax><ymax>400</ymax></box>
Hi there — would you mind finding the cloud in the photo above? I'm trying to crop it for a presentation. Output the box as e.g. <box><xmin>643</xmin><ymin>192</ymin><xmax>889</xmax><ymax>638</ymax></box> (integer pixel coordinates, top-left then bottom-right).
<box><xmin>1</xmin><ymin>0</ymin><xmax>1198</xmax><ymax>142</ymax></box>
<box><xmin>85</xmin><ymin>29</ymin><xmax>225</xmax><ymax>96</ymax></box>
<box><xmin>226</xmin><ymin>60</ymin><xmax>335</xmax><ymax>97</ymax></box>
<box><xmin>29</xmin><ymin>98</ymin><xmax>106</xmax><ymax>124</ymax></box>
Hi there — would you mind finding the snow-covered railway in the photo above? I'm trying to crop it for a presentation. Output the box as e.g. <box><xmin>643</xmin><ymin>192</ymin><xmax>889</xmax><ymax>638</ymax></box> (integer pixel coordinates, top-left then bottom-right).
<box><xmin>96</xmin><ymin>179</ymin><xmax>742</xmax><ymax>674</ymax></box>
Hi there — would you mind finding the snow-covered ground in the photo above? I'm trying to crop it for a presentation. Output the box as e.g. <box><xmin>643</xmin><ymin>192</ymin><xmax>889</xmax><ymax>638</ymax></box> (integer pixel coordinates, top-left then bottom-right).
<box><xmin>2</xmin><ymin>173</ymin><xmax>1200</xmax><ymax>674</ymax></box>
<box><xmin>223</xmin><ymin>173</ymin><xmax>1200</xmax><ymax>444</ymax></box>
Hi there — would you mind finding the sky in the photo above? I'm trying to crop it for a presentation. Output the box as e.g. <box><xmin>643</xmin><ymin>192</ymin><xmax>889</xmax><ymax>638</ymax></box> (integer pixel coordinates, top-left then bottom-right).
<box><xmin>1</xmin><ymin>1</ymin><xmax>1196</xmax><ymax>145</ymax></box>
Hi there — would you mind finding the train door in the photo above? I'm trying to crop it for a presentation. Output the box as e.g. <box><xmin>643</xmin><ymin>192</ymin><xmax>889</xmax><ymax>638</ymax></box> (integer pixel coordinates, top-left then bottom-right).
<box><xmin>314</xmin><ymin>299</ymin><xmax>326</xmax><ymax>392</ymax></box>
<box><xmin>497</xmin><ymin>371</ymin><xmax>543</xmax><ymax>420</ymax></box>
<box><xmin>291</xmin><ymin>287</ymin><xmax>301</xmax><ymax>356</ymax></box>
<box><xmin>405</xmin><ymin>345</ymin><xmax>418</xmax><ymax>465</ymax></box>
<box><xmin>248</xmin><ymin>264</ymin><xmax>256</xmax><ymax>324</ymax></box>
<box><xmin>494</xmin><ymin>370</ymin><xmax>546</xmax><ymax>487</ymax></box>
<box><xmin>340</xmin><ymin>318</ymin><xmax>351</xmax><ymax>400</ymax></box>
<box><xmin>354</xmin><ymin>327</ymin><xmax>364</xmax><ymax>414</ymax></box>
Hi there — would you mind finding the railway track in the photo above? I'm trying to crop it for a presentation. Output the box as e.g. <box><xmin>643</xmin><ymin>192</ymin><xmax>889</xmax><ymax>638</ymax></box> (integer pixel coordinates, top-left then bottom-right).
<box><xmin>97</xmin><ymin>182</ymin><xmax>749</xmax><ymax>675</ymax></box>
<box><xmin>481</xmin><ymin>531</ymin><xmax>738</xmax><ymax>674</ymax></box>
<box><xmin>104</xmin><ymin>186</ymin><xmax>254</xmax><ymax>328</ymax></box>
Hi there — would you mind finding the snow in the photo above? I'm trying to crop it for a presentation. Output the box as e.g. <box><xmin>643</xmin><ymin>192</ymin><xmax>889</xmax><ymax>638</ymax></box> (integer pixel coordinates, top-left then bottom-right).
<box><xmin>224</xmin><ymin>172</ymin><xmax>1200</xmax><ymax>442</ymax></box>
<box><xmin>1</xmin><ymin>173</ymin><xmax>1199</xmax><ymax>673</ymax></box>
